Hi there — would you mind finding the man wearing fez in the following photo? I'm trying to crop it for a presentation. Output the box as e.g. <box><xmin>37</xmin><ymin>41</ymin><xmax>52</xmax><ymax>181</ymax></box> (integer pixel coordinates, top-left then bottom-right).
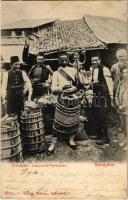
<box><xmin>51</xmin><ymin>52</ymin><xmax>77</xmax><ymax>92</ymax></box>
<box><xmin>90</xmin><ymin>51</ymin><xmax>113</xmax><ymax>145</ymax></box>
<box><xmin>1</xmin><ymin>56</ymin><xmax>32</xmax><ymax>120</ymax></box>
<box><xmin>48</xmin><ymin>52</ymin><xmax>78</xmax><ymax>154</ymax></box>
<box><xmin>28</xmin><ymin>52</ymin><xmax>53</xmax><ymax>99</ymax></box>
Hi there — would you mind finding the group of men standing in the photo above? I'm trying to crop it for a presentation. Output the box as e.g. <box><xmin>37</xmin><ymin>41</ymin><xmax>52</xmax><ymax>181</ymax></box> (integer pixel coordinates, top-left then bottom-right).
<box><xmin>1</xmin><ymin>48</ymin><xmax>127</xmax><ymax>154</ymax></box>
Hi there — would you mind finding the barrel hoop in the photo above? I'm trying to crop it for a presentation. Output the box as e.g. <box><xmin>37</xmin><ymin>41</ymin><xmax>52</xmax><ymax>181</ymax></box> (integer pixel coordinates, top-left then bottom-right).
<box><xmin>21</xmin><ymin>114</ymin><xmax>42</xmax><ymax>120</ymax></box>
<box><xmin>21</xmin><ymin>119</ymin><xmax>43</xmax><ymax>124</ymax></box>
<box><xmin>1</xmin><ymin>149</ymin><xmax>22</xmax><ymax>160</ymax></box>
<box><xmin>1</xmin><ymin>140</ymin><xmax>21</xmax><ymax>150</ymax></box>
<box><xmin>22</xmin><ymin>132</ymin><xmax>45</xmax><ymax>138</ymax></box>
<box><xmin>54</xmin><ymin>118</ymin><xmax>79</xmax><ymax>127</ymax></box>
<box><xmin>53</xmin><ymin>126</ymin><xmax>78</xmax><ymax>134</ymax></box>
<box><xmin>2</xmin><ymin>116</ymin><xmax>17</xmax><ymax>123</ymax></box>
<box><xmin>22</xmin><ymin>109</ymin><xmax>41</xmax><ymax>113</ymax></box>
<box><xmin>23</xmin><ymin>139</ymin><xmax>45</xmax><ymax>145</ymax></box>
<box><xmin>21</xmin><ymin>126</ymin><xmax>44</xmax><ymax>132</ymax></box>
<box><xmin>57</xmin><ymin>102</ymin><xmax>80</xmax><ymax>112</ymax></box>
<box><xmin>1</xmin><ymin>126</ymin><xmax>19</xmax><ymax>133</ymax></box>
<box><xmin>56</xmin><ymin>107</ymin><xmax>80</xmax><ymax>117</ymax></box>
<box><xmin>1</xmin><ymin>132</ymin><xmax>21</xmax><ymax>141</ymax></box>
<box><xmin>57</xmin><ymin>102</ymin><xmax>80</xmax><ymax>111</ymax></box>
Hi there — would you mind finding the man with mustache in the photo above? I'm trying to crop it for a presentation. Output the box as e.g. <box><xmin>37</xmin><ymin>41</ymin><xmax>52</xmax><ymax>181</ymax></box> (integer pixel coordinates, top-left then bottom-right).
<box><xmin>1</xmin><ymin>56</ymin><xmax>32</xmax><ymax>121</ymax></box>
<box><xmin>111</xmin><ymin>49</ymin><xmax>127</xmax><ymax>98</ymax></box>
<box><xmin>28</xmin><ymin>52</ymin><xmax>53</xmax><ymax>99</ymax></box>
<box><xmin>90</xmin><ymin>52</ymin><xmax>113</xmax><ymax>145</ymax></box>
<box><xmin>48</xmin><ymin>52</ymin><xmax>78</xmax><ymax>154</ymax></box>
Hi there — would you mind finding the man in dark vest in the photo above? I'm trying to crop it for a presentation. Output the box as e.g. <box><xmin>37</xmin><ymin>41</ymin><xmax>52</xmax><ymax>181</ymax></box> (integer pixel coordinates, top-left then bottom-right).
<box><xmin>1</xmin><ymin>56</ymin><xmax>32</xmax><ymax>120</ymax></box>
<box><xmin>28</xmin><ymin>52</ymin><xmax>53</xmax><ymax>99</ymax></box>
<box><xmin>90</xmin><ymin>52</ymin><xmax>113</xmax><ymax>145</ymax></box>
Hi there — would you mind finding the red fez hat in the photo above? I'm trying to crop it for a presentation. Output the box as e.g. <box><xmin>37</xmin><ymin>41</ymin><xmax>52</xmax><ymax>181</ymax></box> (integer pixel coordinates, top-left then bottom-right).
<box><xmin>91</xmin><ymin>50</ymin><xmax>101</xmax><ymax>58</ymax></box>
<box><xmin>10</xmin><ymin>56</ymin><xmax>20</xmax><ymax>65</ymax></box>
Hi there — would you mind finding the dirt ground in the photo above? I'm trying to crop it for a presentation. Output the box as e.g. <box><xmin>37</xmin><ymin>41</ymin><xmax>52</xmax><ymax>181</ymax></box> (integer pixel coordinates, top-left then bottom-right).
<box><xmin>23</xmin><ymin>110</ymin><xmax>127</xmax><ymax>163</ymax></box>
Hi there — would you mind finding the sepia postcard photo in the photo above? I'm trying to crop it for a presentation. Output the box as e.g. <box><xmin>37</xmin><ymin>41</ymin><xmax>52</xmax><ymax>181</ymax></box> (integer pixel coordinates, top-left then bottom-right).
<box><xmin>0</xmin><ymin>0</ymin><xmax>128</xmax><ymax>199</ymax></box>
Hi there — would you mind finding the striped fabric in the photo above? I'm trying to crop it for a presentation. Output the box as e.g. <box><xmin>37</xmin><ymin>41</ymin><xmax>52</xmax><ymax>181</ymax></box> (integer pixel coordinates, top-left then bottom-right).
<box><xmin>54</xmin><ymin>102</ymin><xmax>80</xmax><ymax>127</ymax></box>
<box><xmin>53</xmin><ymin>101</ymin><xmax>80</xmax><ymax>136</ymax></box>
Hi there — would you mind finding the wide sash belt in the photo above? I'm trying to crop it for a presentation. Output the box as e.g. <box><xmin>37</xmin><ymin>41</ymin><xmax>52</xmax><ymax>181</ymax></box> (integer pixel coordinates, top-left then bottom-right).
<box><xmin>58</xmin><ymin>67</ymin><xmax>75</xmax><ymax>84</ymax></box>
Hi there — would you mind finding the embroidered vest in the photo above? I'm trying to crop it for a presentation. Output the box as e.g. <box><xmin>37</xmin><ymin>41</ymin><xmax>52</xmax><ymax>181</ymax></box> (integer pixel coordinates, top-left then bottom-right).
<box><xmin>32</xmin><ymin>65</ymin><xmax>49</xmax><ymax>83</ymax></box>
<box><xmin>91</xmin><ymin>65</ymin><xmax>109</xmax><ymax>96</ymax></box>
<box><xmin>7</xmin><ymin>70</ymin><xmax>24</xmax><ymax>90</ymax></box>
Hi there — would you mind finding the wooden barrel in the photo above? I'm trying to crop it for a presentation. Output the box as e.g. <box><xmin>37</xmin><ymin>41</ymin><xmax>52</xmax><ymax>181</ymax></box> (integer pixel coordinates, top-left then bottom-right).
<box><xmin>38</xmin><ymin>95</ymin><xmax>56</xmax><ymax>135</ymax></box>
<box><xmin>1</xmin><ymin>115</ymin><xmax>23</xmax><ymax>162</ymax></box>
<box><xmin>42</xmin><ymin>106</ymin><xmax>55</xmax><ymax>135</ymax></box>
<box><xmin>21</xmin><ymin>107</ymin><xmax>45</xmax><ymax>154</ymax></box>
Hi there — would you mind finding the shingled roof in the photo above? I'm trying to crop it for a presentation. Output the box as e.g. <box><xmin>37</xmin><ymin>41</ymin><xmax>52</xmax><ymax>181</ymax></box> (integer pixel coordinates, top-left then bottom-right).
<box><xmin>2</xmin><ymin>15</ymin><xmax>126</xmax><ymax>54</ymax></box>
<box><xmin>35</xmin><ymin>19</ymin><xmax>106</xmax><ymax>52</ymax></box>
<box><xmin>84</xmin><ymin>15</ymin><xmax>127</xmax><ymax>44</ymax></box>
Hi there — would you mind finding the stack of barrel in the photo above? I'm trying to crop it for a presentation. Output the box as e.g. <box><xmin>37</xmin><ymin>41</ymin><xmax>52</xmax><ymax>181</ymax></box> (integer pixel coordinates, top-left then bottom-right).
<box><xmin>1</xmin><ymin>115</ymin><xmax>23</xmax><ymax>162</ymax></box>
<box><xmin>21</xmin><ymin>106</ymin><xmax>45</xmax><ymax>154</ymax></box>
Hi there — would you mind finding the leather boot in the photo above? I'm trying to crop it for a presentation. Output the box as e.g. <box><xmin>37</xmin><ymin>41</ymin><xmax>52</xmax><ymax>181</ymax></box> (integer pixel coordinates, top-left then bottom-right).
<box><xmin>68</xmin><ymin>135</ymin><xmax>77</xmax><ymax>150</ymax></box>
<box><xmin>47</xmin><ymin>137</ymin><xmax>57</xmax><ymax>155</ymax></box>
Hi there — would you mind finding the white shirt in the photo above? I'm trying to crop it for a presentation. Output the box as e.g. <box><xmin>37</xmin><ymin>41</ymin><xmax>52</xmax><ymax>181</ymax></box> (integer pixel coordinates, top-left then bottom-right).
<box><xmin>51</xmin><ymin>66</ymin><xmax>77</xmax><ymax>92</ymax></box>
<box><xmin>92</xmin><ymin>68</ymin><xmax>99</xmax><ymax>82</ymax></box>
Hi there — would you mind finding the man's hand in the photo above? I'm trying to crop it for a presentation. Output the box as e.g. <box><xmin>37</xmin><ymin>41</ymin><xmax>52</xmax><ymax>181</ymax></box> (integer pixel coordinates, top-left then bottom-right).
<box><xmin>27</xmin><ymin>95</ymin><xmax>32</xmax><ymax>102</ymax></box>
<box><xmin>41</xmin><ymin>82</ymin><xmax>50</xmax><ymax>87</ymax></box>
<box><xmin>52</xmin><ymin>87</ymin><xmax>62</xmax><ymax>94</ymax></box>
<box><xmin>23</xmin><ymin>88</ymin><xmax>27</xmax><ymax>95</ymax></box>
<box><xmin>46</xmin><ymin>65</ymin><xmax>53</xmax><ymax>75</ymax></box>
<box><xmin>25</xmin><ymin>37</ymin><xmax>30</xmax><ymax>47</ymax></box>
<box><xmin>2</xmin><ymin>96</ymin><xmax>6</xmax><ymax>105</ymax></box>
<box><xmin>1</xmin><ymin>89</ymin><xmax>6</xmax><ymax>98</ymax></box>
<box><xmin>46</xmin><ymin>79</ymin><xmax>52</xmax><ymax>85</ymax></box>
<box><xmin>46</xmin><ymin>65</ymin><xmax>51</xmax><ymax>71</ymax></box>
<box><xmin>119</xmin><ymin>105</ymin><xmax>127</xmax><ymax>111</ymax></box>
<box><xmin>81</xmin><ymin>48</ymin><xmax>86</xmax><ymax>54</ymax></box>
